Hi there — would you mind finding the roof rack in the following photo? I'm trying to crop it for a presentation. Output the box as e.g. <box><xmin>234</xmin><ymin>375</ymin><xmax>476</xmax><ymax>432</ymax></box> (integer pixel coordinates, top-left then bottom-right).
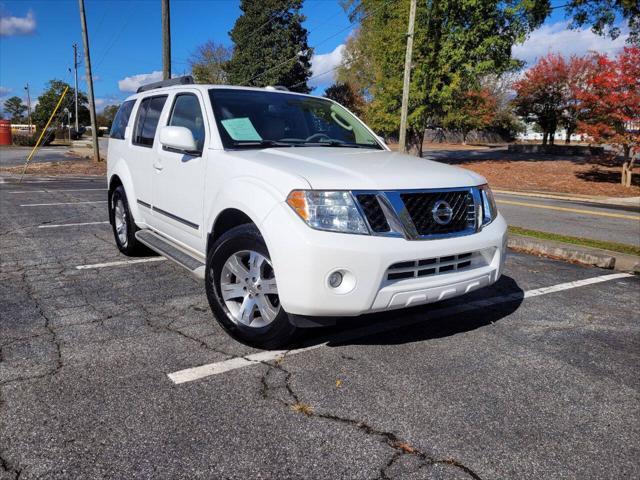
<box><xmin>137</xmin><ymin>75</ymin><xmax>195</xmax><ymax>93</ymax></box>
<box><xmin>264</xmin><ymin>85</ymin><xmax>290</xmax><ymax>92</ymax></box>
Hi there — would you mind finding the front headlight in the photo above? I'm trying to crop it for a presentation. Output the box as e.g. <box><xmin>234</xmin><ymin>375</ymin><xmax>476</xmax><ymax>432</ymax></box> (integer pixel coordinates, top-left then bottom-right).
<box><xmin>286</xmin><ymin>190</ymin><xmax>369</xmax><ymax>234</ymax></box>
<box><xmin>479</xmin><ymin>184</ymin><xmax>498</xmax><ymax>225</ymax></box>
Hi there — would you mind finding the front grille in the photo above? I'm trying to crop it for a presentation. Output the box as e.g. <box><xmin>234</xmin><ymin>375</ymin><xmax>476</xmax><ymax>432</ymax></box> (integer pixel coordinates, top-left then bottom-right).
<box><xmin>386</xmin><ymin>252</ymin><xmax>476</xmax><ymax>281</ymax></box>
<box><xmin>400</xmin><ymin>191</ymin><xmax>475</xmax><ymax>236</ymax></box>
<box><xmin>356</xmin><ymin>194</ymin><xmax>390</xmax><ymax>233</ymax></box>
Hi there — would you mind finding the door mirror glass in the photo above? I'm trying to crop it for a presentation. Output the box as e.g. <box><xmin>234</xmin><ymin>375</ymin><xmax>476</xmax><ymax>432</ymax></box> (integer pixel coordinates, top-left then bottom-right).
<box><xmin>159</xmin><ymin>126</ymin><xmax>199</xmax><ymax>153</ymax></box>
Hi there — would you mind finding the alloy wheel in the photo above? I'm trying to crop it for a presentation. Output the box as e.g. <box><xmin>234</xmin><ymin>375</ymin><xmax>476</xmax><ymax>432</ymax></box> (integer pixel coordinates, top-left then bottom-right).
<box><xmin>114</xmin><ymin>199</ymin><xmax>128</xmax><ymax>247</ymax></box>
<box><xmin>219</xmin><ymin>250</ymin><xmax>280</xmax><ymax>328</ymax></box>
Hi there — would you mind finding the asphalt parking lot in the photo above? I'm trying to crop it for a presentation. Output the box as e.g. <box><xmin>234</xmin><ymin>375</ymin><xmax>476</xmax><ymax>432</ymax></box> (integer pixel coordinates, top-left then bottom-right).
<box><xmin>1</xmin><ymin>175</ymin><xmax>639</xmax><ymax>480</ymax></box>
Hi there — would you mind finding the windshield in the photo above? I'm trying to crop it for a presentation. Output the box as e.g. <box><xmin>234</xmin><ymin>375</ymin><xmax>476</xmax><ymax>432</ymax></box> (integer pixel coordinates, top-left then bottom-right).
<box><xmin>208</xmin><ymin>88</ymin><xmax>382</xmax><ymax>150</ymax></box>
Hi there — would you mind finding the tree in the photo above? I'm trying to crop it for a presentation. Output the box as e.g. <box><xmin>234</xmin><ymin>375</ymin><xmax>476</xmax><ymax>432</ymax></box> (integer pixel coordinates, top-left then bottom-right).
<box><xmin>324</xmin><ymin>82</ymin><xmax>365</xmax><ymax>116</ymax></box>
<box><xmin>3</xmin><ymin>96</ymin><xmax>27</xmax><ymax>123</ymax></box>
<box><xmin>340</xmin><ymin>0</ymin><xmax>548</xmax><ymax>157</ymax></box>
<box><xmin>561</xmin><ymin>55</ymin><xmax>596</xmax><ymax>143</ymax></box>
<box><xmin>562</xmin><ymin>1</ymin><xmax>640</xmax><ymax>45</ymax></box>
<box><xmin>189</xmin><ymin>40</ymin><xmax>232</xmax><ymax>84</ymax></box>
<box><xmin>336</xmin><ymin>28</ymin><xmax>375</xmax><ymax>102</ymax></box>
<box><xmin>513</xmin><ymin>53</ymin><xmax>597</xmax><ymax>145</ymax></box>
<box><xmin>480</xmin><ymin>73</ymin><xmax>526</xmax><ymax>139</ymax></box>
<box><xmin>513</xmin><ymin>54</ymin><xmax>567</xmax><ymax>145</ymax></box>
<box><xmin>97</xmin><ymin>104</ymin><xmax>119</xmax><ymax>129</ymax></box>
<box><xmin>33</xmin><ymin>80</ymin><xmax>90</xmax><ymax>129</ymax></box>
<box><xmin>226</xmin><ymin>0</ymin><xmax>313</xmax><ymax>93</ymax></box>
<box><xmin>577</xmin><ymin>47</ymin><xmax>640</xmax><ymax>187</ymax></box>
<box><xmin>442</xmin><ymin>89</ymin><xmax>497</xmax><ymax>144</ymax></box>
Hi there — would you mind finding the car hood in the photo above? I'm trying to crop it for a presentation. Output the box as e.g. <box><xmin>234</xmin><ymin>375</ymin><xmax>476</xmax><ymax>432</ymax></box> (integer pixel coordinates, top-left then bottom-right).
<box><xmin>228</xmin><ymin>147</ymin><xmax>486</xmax><ymax>191</ymax></box>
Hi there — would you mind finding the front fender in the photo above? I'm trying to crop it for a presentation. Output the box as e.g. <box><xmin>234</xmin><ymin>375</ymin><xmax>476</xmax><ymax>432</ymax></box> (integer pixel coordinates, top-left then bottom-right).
<box><xmin>205</xmin><ymin>173</ymin><xmax>311</xmax><ymax>244</ymax></box>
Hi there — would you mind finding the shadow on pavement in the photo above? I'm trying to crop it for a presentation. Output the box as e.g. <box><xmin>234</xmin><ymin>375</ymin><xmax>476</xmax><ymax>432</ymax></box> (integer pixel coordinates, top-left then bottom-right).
<box><xmin>299</xmin><ymin>275</ymin><xmax>524</xmax><ymax>348</ymax></box>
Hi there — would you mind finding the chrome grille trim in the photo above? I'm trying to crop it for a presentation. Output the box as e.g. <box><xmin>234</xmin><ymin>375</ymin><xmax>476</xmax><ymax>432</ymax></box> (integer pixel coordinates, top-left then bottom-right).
<box><xmin>353</xmin><ymin>187</ymin><xmax>481</xmax><ymax>240</ymax></box>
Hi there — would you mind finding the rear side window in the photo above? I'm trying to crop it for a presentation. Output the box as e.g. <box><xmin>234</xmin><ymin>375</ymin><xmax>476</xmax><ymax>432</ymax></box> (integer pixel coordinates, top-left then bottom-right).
<box><xmin>110</xmin><ymin>100</ymin><xmax>135</xmax><ymax>140</ymax></box>
<box><xmin>133</xmin><ymin>95</ymin><xmax>167</xmax><ymax>147</ymax></box>
<box><xmin>168</xmin><ymin>94</ymin><xmax>205</xmax><ymax>151</ymax></box>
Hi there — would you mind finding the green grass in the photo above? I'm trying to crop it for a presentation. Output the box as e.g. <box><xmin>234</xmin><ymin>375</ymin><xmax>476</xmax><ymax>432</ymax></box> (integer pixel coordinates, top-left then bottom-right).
<box><xmin>508</xmin><ymin>226</ymin><xmax>640</xmax><ymax>257</ymax></box>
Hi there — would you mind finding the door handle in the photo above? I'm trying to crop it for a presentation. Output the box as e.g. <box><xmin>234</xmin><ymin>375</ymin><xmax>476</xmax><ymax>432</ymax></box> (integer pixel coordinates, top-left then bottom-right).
<box><xmin>153</xmin><ymin>161</ymin><xmax>163</xmax><ymax>171</ymax></box>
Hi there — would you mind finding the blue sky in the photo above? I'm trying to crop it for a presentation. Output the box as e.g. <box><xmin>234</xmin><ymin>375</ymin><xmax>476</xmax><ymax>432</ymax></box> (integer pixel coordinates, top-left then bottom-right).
<box><xmin>0</xmin><ymin>0</ymin><xmax>630</xmax><ymax>113</ymax></box>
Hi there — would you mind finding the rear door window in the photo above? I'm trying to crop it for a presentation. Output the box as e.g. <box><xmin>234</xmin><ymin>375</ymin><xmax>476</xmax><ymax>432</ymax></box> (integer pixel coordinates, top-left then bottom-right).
<box><xmin>133</xmin><ymin>95</ymin><xmax>167</xmax><ymax>147</ymax></box>
<box><xmin>110</xmin><ymin>100</ymin><xmax>135</xmax><ymax>140</ymax></box>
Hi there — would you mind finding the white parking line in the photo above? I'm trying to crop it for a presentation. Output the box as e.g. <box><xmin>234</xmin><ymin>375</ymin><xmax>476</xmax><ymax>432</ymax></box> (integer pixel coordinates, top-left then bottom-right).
<box><xmin>39</xmin><ymin>221</ymin><xmax>109</xmax><ymax>229</ymax></box>
<box><xmin>7</xmin><ymin>188</ymin><xmax>107</xmax><ymax>193</ymax></box>
<box><xmin>167</xmin><ymin>272</ymin><xmax>634</xmax><ymax>385</ymax></box>
<box><xmin>20</xmin><ymin>201</ymin><xmax>106</xmax><ymax>207</ymax></box>
<box><xmin>75</xmin><ymin>257</ymin><xmax>167</xmax><ymax>270</ymax></box>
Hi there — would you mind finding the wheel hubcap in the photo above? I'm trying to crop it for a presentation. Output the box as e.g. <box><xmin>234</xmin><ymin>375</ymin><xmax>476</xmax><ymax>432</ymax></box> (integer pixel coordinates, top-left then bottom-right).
<box><xmin>220</xmin><ymin>250</ymin><xmax>280</xmax><ymax>328</ymax></box>
<box><xmin>114</xmin><ymin>199</ymin><xmax>128</xmax><ymax>247</ymax></box>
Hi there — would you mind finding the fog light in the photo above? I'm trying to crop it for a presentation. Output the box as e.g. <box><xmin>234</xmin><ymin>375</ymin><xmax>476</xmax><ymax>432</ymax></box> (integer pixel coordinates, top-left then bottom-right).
<box><xmin>328</xmin><ymin>271</ymin><xmax>343</xmax><ymax>288</ymax></box>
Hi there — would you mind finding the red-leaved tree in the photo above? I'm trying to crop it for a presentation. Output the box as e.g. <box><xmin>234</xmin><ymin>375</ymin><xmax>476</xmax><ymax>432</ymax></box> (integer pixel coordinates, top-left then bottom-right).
<box><xmin>513</xmin><ymin>54</ymin><xmax>567</xmax><ymax>145</ymax></box>
<box><xmin>442</xmin><ymin>89</ymin><xmax>497</xmax><ymax>144</ymax></box>
<box><xmin>513</xmin><ymin>53</ymin><xmax>596</xmax><ymax>145</ymax></box>
<box><xmin>577</xmin><ymin>47</ymin><xmax>640</xmax><ymax>187</ymax></box>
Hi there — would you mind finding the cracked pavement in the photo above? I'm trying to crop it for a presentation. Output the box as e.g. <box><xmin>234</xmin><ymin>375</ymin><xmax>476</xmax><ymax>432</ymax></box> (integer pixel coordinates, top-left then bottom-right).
<box><xmin>1</xmin><ymin>174</ymin><xmax>639</xmax><ymax>479</ymax></box>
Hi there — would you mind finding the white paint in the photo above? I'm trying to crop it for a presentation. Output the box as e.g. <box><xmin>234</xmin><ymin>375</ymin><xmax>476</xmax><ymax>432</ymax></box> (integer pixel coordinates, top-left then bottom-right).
<box><xmin>7</xmin><ymin>188</ymin><xmax>107</xmax><ymax>193</ymax></box>
<box><xmin>39</xmin><ymin>221</ymin><xmax>109</xmax><ymax>229</ymax></box>
<box><xmin>75</xmin><ymin>257</ymin><xmax>166</xmax><ymax>270</ymax></box>
<box><xmin>522</xmin><ymin>273</ymin><xmax>632</xmax><ymax>298</ymax></box>
<box><xmin>20</xmin><ymin>201</ymin><xmax>106</xmax><ymax>207</ymax></box>
<box><xmin>168</xmin><ymin>345</ymin><xmax>324</xmax><ymax>384</ymax></box>
<box><xmin>167</xmin><ymin>272</ymin><xmax>633</xmax><ymax>384</ymax></box>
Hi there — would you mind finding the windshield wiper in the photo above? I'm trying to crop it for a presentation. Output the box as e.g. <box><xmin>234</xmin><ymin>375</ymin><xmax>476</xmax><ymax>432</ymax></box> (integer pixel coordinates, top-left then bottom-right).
<box><xmin>230</xmin><ymin>140</ymin><xmax>295</xmax><ymax>149</ymax></box>
<box><xmin>302</xmin><ymin>141</ymin><xmax>380</xmax><ymax>149</ymax></box>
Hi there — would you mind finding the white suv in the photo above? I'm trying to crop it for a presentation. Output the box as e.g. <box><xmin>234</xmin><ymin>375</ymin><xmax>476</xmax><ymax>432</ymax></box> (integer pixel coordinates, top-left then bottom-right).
<box><xmin>107</xmin><ymin>77</ymin><xmax>507</xmax><ymax>348</ymax></box>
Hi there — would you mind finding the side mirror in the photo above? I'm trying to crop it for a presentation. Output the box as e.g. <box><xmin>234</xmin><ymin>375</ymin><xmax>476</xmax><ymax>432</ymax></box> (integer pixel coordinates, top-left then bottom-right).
<box><xmin>159</xmin><ymin>126</ymin><xmax>199</xmax><ymax>154</ymax></box>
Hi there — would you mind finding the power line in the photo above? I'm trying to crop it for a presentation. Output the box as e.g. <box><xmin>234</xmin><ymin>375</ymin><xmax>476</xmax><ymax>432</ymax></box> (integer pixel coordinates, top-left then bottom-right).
<box><xmin>93</xmin><ymin>5</ymin><xmax>133</xmax><ymax>71</ymax></box>
<box><xmin>241</xmin><ymin>0</ymin><xmax>391</xmax><ymax>87</ymax></box>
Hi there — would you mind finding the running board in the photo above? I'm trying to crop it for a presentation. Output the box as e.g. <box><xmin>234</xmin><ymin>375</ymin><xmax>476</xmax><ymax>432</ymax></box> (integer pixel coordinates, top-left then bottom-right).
<box><xmin>135</xmin><ymin>230</ymin><xmax>205</xmax><ymax>280</ymax></box>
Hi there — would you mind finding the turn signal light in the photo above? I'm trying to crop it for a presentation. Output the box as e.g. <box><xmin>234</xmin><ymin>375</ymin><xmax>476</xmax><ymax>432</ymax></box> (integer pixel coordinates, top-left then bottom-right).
<box><xmin>286</xmin><ymin>190</ymin><xmax>309</xmax><ymax>221</ymax></box>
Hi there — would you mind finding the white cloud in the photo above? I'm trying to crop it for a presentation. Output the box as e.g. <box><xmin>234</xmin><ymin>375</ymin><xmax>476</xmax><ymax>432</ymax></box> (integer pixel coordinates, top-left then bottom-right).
<box><xmin>310</xmin><ymin>44</ymin><xmax>345</xmax><ymax>88</ymax></box>
<box><xmin>514</xmin><ymin>21</ymin><xmax>628</xmax><ymax>66</ymax></box>
<box><xmin>0</xmin><ymin>10</ymin><xmax>36</xmax><ymax>37</ymax></box>
<box><xmin>0</xmin><ymin>86</ymin><xmax>11</xmax><ymax>97</ymax></box>
<box><xmin>118</xmin><ymin>71</ymin><xmax>163</xmax><ymax>92</ymax></box>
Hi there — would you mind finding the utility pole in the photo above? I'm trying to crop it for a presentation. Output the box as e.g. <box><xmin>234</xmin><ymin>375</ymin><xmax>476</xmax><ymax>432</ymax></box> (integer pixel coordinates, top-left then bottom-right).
<box><xmin>78</xmin><ymin>0</ymin><xmax>100</xmax><ymax>162</ymax></box>
<box><xmin>162</xmin><ymin>0</ymin><xmax>171</xmax><ymax>80</ymax></box>
<box><xmin>398</xmin><ymin>0</ymin><xmax>417</xmax><ymax>153</ymax></box>
<box><xmin>73</xmin><ymin>43</ymin><xmax>79</xmax><ymax>132</ymax></box>
<box><xmin>24</xmin><ymin>83</ymin><xmax>32</xmax><ymax>136</ymax></box>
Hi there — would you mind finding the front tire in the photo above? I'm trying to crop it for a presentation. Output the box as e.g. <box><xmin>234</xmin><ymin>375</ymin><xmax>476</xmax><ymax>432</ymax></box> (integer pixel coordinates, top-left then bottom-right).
<box><xmin>109</xmin><ymin>185</ymin><xmax>143</xmax><ymax>256</ymax></box>
<box><xmin>205</xmin><ymin>224</ymin><xmax>297</xmax><ymax>349</ymax></box>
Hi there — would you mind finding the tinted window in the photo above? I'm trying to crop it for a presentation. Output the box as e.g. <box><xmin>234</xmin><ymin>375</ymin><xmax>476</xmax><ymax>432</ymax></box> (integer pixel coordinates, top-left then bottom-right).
<box><xmin>168</xmin><ymin>94</ymin><xmax>205</xmax><ymax>151</ymax></box>
<box><xmin>133</xmin><ymin>95</ymin><xmax>167</xmax><ymax>147</ymax></box>
<box><xmin>110</xmin><ymin>100</ymin><xmax>135</xmax><ymax>140</ymax></box>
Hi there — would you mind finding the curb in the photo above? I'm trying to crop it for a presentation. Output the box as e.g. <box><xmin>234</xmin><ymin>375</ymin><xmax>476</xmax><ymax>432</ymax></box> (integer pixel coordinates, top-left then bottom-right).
<box><xmin>493</xmin><ymin>189</ymin><xmax>640</xmax><ymax>209</ymax></box>
<box><xmin>507</xmin><ymin>234</ymin><xmax>640</xmax><ymax>274</ymax></box>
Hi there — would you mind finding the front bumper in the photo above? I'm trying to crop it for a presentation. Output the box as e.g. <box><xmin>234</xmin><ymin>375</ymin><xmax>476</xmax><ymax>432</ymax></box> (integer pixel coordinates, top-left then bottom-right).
<box><xmin>260</xmin><ymin>203</ymin><xmax>508</xmax><ymax>317</ymax></box>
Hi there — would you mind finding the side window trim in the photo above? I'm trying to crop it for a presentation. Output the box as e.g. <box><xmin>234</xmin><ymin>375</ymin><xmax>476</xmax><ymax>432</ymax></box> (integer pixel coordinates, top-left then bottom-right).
<box><xmin>132</xmin><ymin>94</ymin><xmax>168</xmax><ymax>148</ymax></box>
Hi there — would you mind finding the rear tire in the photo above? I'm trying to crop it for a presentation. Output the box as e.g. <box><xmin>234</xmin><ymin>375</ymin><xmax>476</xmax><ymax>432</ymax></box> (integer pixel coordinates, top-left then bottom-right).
<box><xmin>109</xmin><ymin>185</ymin><xmax>144</xmax><ymax>256</ymax></box>
<box><xmin>205</xmin><ymin>224</ymin><xmax>297</xmax><ymax>349</ymax></box>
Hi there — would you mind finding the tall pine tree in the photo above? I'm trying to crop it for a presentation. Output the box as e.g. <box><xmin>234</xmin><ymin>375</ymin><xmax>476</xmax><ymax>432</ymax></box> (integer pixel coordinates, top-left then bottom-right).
<box><xmin>227</xmin><ymin>0</ymin><xmax>313</xmax><ymax>93</ymax></box>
